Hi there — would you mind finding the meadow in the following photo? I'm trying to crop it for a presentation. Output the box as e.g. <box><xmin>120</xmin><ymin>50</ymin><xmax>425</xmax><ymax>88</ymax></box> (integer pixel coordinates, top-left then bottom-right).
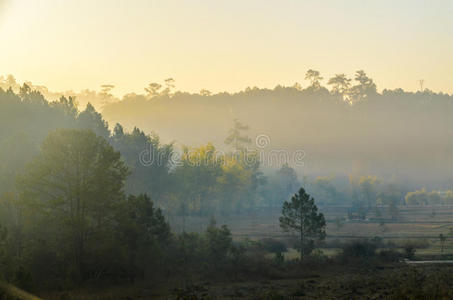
<box><xmin>172</xmin><ymin>205</ymin><xmax>453</xmax><ymax>259</ymax></box>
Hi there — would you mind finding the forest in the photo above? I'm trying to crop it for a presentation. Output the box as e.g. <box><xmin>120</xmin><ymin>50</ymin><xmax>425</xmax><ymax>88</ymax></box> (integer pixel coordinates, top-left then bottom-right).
<box><xmin>2</xmin><ymin>70</ymin><xmax>453</xmax><ymax>299</ymax></box>
<box><xmin>3</xmin><ymin>0</ymin><xmax>453</xmax><ymax>296</ymax></box>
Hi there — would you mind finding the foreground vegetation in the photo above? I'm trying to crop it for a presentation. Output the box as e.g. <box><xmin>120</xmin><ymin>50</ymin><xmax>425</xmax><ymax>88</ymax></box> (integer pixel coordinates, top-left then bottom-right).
<box><xmin>30</xmin><ymin>243</ymin><xmax>453</xmax><ymax>299</ymax></box>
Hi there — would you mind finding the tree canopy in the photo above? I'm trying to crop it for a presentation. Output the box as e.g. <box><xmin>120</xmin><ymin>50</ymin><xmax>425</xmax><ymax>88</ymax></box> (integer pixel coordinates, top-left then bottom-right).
<box><xmin>17</xmin><ymin>129</ymin><xmax>129</xmax><ymax>281</ymax></box>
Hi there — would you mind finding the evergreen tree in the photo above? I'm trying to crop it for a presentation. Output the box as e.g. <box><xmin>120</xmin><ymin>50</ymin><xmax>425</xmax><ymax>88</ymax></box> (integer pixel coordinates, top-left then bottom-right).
<box><xmin>279</xmin><ymin>188</ymin><xmax>326</xmax><ymax>259</ymax></box>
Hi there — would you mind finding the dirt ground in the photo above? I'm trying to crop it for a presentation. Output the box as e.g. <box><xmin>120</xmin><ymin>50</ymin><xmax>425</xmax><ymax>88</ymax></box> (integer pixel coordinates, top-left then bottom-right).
<box><xmin>41</xmin><ymin>263</ymin><xmax>453</xmax><ymax>299</ymax></box>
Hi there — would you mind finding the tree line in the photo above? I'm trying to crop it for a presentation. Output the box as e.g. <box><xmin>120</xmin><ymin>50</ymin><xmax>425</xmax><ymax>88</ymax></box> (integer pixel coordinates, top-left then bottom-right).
<box><xmin>0</xmin><ymin>86</ymin><xmax>284</xmax><ymax>218</ymax></box>
<box><xmin>100</xmin><ymin>70</ymin><xmax>453</xmax><ymax>189</ymax></box>
<box><xmin>1</xmin><ymin>84</ymin><xmax>451</xmax><ymax>222</ymax></box>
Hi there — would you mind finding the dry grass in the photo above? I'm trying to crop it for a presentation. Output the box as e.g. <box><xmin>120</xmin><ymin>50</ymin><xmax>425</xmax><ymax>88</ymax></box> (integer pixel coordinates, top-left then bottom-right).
<box><xmin>171</xmin><ymin>205</ymin><xmax>453</xmax><ymax>258</ymax></box>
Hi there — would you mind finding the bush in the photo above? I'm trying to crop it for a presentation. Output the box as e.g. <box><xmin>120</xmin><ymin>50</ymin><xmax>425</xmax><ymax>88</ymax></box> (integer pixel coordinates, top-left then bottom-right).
<box><xmin>274</xmin><ymin>252</ymin><xmax>284</xmax><ymax>264</ymax></box>
<box><xmin>343</xmin><ymin>240</ymin><xmax>377</xmax><ymax>258</ymax></box>
<box><xmin>340</xmin><ymin>239</ymin><xmax>377</xmax><ymax>261</ymax></box>
<box><xmin>402</xmin><ymin>244</ymin><xmax>416</xmax><ymax>260</ymax></box>
<box><xmin>378</xmin><ymin>249</ymin><xmax>401</xmax><ymax>262</ymax></box>
<box><xmin>205</xmin><ymin>221</ymin><xmax>233</xmax><ymax>265</ymax></box>
<box><xmin>399</xmin><ymin>239</ymin><xmax>430</xmax><ymax>260</ymax></box>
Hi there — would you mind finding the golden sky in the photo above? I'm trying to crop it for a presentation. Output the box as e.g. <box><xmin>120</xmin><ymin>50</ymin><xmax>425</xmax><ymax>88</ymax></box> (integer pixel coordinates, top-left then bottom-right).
<box><xmin>1</xmin><ymin>0</ymin><xmax>452</xmax><ymax>96</ymax></box>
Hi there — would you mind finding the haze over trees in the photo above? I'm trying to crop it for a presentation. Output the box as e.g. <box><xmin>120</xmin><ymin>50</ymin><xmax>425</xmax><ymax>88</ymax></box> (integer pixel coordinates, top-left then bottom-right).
<box><xmin>2</xmin><ymin>72</ymin><xmax>453</xmax><ymax>216</ymax></box>
<box><xmin>5</xmin><ymin>69</ymin><xmax>452</xmax><ymax>190</ymax></box>
<box><xmin>0</xmin><ymin>85</ymin><xmax>267</xmax><ymax>220</ymax></box>
<box><xmin>2</xmin><ymin>74</ymin><xmax>453</xmax><ymax>216</ymax></box>
<box><xmin>17</xmin><ymin>129</ymin><xmax>129</xmax><ymax>282</ymax></box>
<box><xmin>2</xmin><ymin>71</ymin><xmax>453</xmax><ymax>297</ymax></box>
<box><xmin>96</xmin><ymin>70</ymin><xmax>453</xmax><ymax>188</ymax></box>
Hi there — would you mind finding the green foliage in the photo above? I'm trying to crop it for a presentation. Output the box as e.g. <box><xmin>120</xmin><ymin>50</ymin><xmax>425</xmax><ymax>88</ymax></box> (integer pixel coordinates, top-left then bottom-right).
<box><xmin>110</xmin><ymin>125</ymin><xmax>173</xmax><ymax>200</ymax></box>
<box><xmin>115</xmin><ymin>194</ymin><xmax>171</xmax><ymax>281</ymax></box>
<box><xmin>174</xmin><ymin>219</ymin><xmax>234</xmax><ymax>275</ymax></box>
<box><xmin>0</xmin><ymin>86</ymin><xmax>80</xmax><ymax>196</ymax></box>
<box><xmin>405</xmin><ymin>188</ymin><xmax>453</xmax><ymax>205</ymax></box>
<box><xmin>16</xmin><ymin>129</ymin><xmax>128</xmax><ymax>283</ymax></box>
<box><xmin>378</xmin><ymin>249</ymin><xmax>401</xmax><ymax>262</ymax></box>
<box><xmin>0</xmin><ymin>87</ymin><xmax>174</xmax><ymax>214</ymax></box>
<box><xmin>171</xmin><ymin>143</ymin><xmax>264</xmax><ymax>216</ymax></box>
<box><xmin>401</xmin><ymin>243</ymin><xmax>416</xmax><ymax>260</ymax></box>
<box><xmin>279</xmin><ymin>188</ymin><xmax>326</xmax><ymax>259</ymax></box>
<box><xmin>77</xmin><ymin>103</ymin><xmax>110</xmax><ymax>139</ymax></box>
<box><xmin>341</xmin><ymin>239</ymin><xmax>377</xmax><ymax>260</ymax></box>
<box><xmin>205</xmin><ymin>219</ymin><xmax>233</xmax><ymax>266</ymax></box>
<box><xmin>5</xmin><ymin>73</ymin><xmax>453</xmax><ymax>296</ymax></box>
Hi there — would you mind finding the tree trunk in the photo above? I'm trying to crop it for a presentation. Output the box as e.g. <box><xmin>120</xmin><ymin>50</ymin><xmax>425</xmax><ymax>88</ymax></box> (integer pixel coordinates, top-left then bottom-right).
<box><xmin>300</xmin><ymin>205</ymin><xmax>304</xmax><ymax>260</ymax></box>
<box><xmin>300</xmin><ymin>229</ymin><xmax>304</xmax><ymax>260</ymax></box>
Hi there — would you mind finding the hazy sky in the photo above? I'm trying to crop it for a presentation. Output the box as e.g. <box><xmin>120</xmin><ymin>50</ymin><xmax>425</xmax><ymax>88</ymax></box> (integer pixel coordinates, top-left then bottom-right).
<box><xmin>1</xmin><ymin>0</ymin><xmax>452</xmax><ymax>96</ymax></box>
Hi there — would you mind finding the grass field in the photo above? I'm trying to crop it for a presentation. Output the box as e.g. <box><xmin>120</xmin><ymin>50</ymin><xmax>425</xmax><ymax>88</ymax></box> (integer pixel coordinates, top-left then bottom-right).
<box><xmin>169</xmin><ymin>205</ymin><xmax>453</xmax><ymax>258</ymax></box>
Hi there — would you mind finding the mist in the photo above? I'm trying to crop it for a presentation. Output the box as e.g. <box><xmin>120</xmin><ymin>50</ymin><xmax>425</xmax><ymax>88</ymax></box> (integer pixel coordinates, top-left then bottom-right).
<box><xmin>100</xmin><ymin>73</ymin><xmax>453</xmax><ymax>189</ymax></box>
<box><xmin>2</xmin><ymin>1</ymin><xmax>453</xmax><ymax>297</ymax></box>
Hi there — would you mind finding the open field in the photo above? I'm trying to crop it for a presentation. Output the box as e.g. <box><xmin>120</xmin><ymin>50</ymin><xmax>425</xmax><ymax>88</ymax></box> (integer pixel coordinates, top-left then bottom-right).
<box><xmin>169</xmin><ymin>205</ymin><xmax>453</xmax><ymax>257</ymax></box>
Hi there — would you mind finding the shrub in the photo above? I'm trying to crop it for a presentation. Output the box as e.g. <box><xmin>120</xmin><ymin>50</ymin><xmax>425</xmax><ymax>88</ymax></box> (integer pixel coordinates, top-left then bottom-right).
<box><xmin>343</xmin><ymin>240</ymin><xmax>377</xmax><ymax>258</ymax></box>
<box><xmin>399</xmin><ymin>239</ymin><xmax>430</xmax><ymax>260</ymax></box>
<box><xmin>378</xmin><ymin>249</ymin><xmax>401</xmax><ymax>262</ymax></box>
<box><xmin>402</xmin><ymin>244</ymin><xmax>416</xmax><ymax>260</ymax></box>
<box><xmin>340</xmin><ymin>239</ymin><xmax>377</xmax><ymax>261</ymax></box>
<box><xmin>205</xmin><ymin>219</ymin><xmax>233</xmax><ymax>267</ymax></box>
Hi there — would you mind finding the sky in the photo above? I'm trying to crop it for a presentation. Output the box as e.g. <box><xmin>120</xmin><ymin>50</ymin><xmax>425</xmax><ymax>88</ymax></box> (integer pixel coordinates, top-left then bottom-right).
<box><xmin>1</xmin><ymin>0</ymin><xmax>452</xmax><ymax>96</ymax></box>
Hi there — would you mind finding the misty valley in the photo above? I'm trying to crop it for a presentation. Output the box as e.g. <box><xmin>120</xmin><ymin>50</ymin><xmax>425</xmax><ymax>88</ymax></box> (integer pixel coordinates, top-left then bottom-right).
<box><xmin>2</xmin><ymin>70</ymin><xmax>453</xmax><ymax>299</ymax></box>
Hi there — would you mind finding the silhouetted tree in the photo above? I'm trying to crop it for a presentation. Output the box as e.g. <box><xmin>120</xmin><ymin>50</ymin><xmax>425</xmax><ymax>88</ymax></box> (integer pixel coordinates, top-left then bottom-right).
<box><xmin>279</xmin><ymin>188</ymin><xmax>326</xmax><ymax>259</ymax></box>
<box><xmin>350</xmin><ymin>70</ymin><xmax>377</xmax><ymax>102</ymax></box>
<box><xmin>17</xmin><ymin>129</ymin><xmax>129</xmax><ymax>281</ymax></box>
<box><xmin>77</xmin><ymin>103</ymin><xmax>110</xmax><ymax>139</ymax></box>
<box><xmin>305</xmin><ymin>69</ymin><xmax>323</xmax><ymax>90</ymax></box>
<box><xmin>205</xmin><ymin>218</ymin><xmax>232</xmax><ymax>266</ymax></box>
<box><xmin>327</xmin><ymin>73</ymin><xmax>351</xmax><ymax>99</ymax></box>
<box><xmin>116</xmin><ymin>194</ymin><xmax>171</xmax><ymax>281</ymax></box>
<box><xmin>110</xmin><ymin>126</ymin><xmax>173</xmax><ymax>200</ymax></box>
<box><xmin>145</xmin><ymin>82</ymin><xmax>162</xmax><ymax>97</ymax></box>
<box><xmin>224</xmin><ymin>119</ymin><xmax>251</xmax><ymax>151</ymax></box>
<box><xmin>439</xmin><ymin>234</ymin><xmax>446</xmax><ymax>253</ymax></box>
<box><xmin>162</xmin><ymin>78</ymin><xmax>176</xmax><ymax>96</ymax></box>
<box><xmin>199</xmin><ymin>89</ymin><xmax>212</xmax><ymax>96</ymax></box>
